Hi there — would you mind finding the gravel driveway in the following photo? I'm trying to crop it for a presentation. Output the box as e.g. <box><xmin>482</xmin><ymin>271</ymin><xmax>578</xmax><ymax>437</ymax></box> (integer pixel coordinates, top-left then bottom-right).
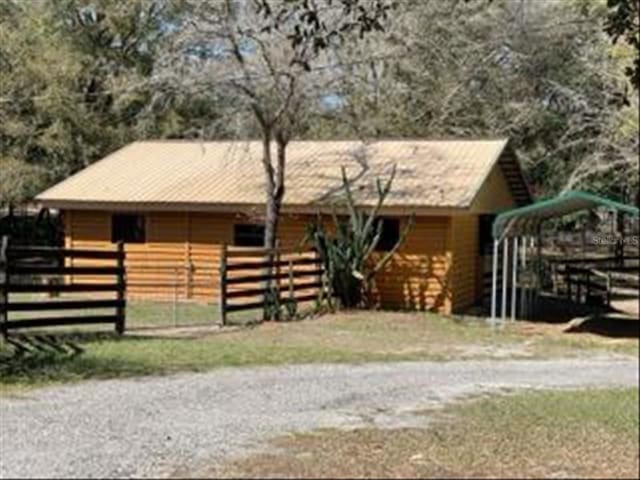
<box><xmin>1</xmin><ymin>357</ymin><xmax>638</xmax><ymax>479</ymax></box>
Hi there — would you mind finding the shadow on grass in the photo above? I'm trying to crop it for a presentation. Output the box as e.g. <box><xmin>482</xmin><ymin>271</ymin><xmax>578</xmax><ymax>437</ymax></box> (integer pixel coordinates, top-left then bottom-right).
<box><xmin>6</xmin><ymin>330</ymin><xmax>170</xmax><ymax>345</ymax></box>
<box><xmin>0</xmin><ymin>332</ymin><xmax>177</xmax><ymax>389</ymax></box>
<box><xmin>530</xmin><ymin>295</ymin><xmax>610</xmax><ymax>324</ymax></box>
<box><xmin>0</xmin><ymin>350</ymin><xmax>166</xmax><ymax>387</ymax></box>
<box><xmin>565</xmin><ymin>315</ymin><xmax>640</xmax><ymax>339</ymax></box>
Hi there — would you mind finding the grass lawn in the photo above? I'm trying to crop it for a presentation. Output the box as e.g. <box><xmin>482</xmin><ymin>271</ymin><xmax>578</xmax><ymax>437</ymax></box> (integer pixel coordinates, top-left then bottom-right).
<box><xmin>6</xmin><ymin>295</ymin><xmax>241</xmax><ymax>330</ymax></box>
<box><xmin>210</xmin><ymin>388</ymin><xmax>640</xmax><ymax>479</ymax></box>
<box><xmin>1</xmin><ymin>310</ymin><xmax>637</xmax><ymax>394</ymax></box>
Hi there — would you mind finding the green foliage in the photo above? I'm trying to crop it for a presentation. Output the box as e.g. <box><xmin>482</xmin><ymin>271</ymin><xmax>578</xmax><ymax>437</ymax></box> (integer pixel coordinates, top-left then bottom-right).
<box><xmin>0</xmin><ymin>0</ymin><xmax>634</xmax><ymax>210</ymax></box>
<box><xmin>307</xmin><ymin>0</ymin><xmax>638</xmax><ymax>198</ymax></box>
<box><xmin>0</xmin><ymin>0</ymin><xmax>222</xmax><ymax>207</ymax></box>
<box><xmin>263</xmin><ymin>283</ymin><xmax>300</xmax><ymax>322</ymax></box>
<box><xmin>255</xmin><ymin>0</ymin><xmax>396</xmax><ymax>70</ymax></box>
<box><xmin>0</xmin><ymin>159</ymin><xmax>47</xmax><ymax>208</ymax></box>
<box><xmin>0</xmin><ymin>209</ymin><xmax>63</xmax><ymax>246</ymax></box>
<box><xmin>306</xmin><ymin>165</ymin><xmax>414</xmax><ymax>308</ymax></box>
<box><xmin>263</xmin><ymin>286</ymin><xmax>282</xmax><ymax>321</ymax></box>
<box><xmin>605</xmin><ymin>0</ymin><xmax>640</xmax><ymax>89</ymax></box>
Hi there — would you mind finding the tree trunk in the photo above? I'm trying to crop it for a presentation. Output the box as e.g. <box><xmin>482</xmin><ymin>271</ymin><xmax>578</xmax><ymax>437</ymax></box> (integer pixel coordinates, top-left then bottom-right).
<box><xmin>263</xmin><ymin>135</ymin><xmax>287</xmax><ymax>249</ymax></box>
<box><xmin>260</xmin><ymin>132</ymin><xmax>287</xmax><ymax>321</ymax></box>
<box><xmin>264</xmin><ymin>195</ymin><xmax>279</xmax><ymax>249</ymax></box>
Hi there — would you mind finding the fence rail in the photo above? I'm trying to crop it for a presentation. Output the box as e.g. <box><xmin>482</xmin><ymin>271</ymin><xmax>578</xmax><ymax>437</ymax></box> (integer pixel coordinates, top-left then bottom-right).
<box><xmin>6</xmin><ymin>246</ymin><xmax>123</xmax><ymax>260</ymax></box>
<box><xmin>0</xmin><ymin>236</ymin><xmax>126</xmax><ymax>336</ymax></box>
<box><xmin>547</xmin><ymin>255</ymin><xmax>640</xmax><ymax>265</ymax></box>
<box><xmin>563</xmin><ymin>265</ymin><xmax>611</xmax><ymax>305</ymax></box>
<box><xmin>219</xmin><ymin>245</ymin><xmax>325</xmax><ymax>324</ymax></box>
<box><xmin>548</xmin><ymin>254</ymin><xmax>639</xmax><ymax>304</ymax></box>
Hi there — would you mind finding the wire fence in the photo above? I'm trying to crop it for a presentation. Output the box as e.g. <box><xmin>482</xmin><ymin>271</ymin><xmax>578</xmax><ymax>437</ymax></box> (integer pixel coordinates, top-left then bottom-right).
<box><xmin>4</xmin><ymin>256</ymin><xmax>276</xmax><ymax>334</ymax></box>
<box><xmin>125</xmin><ymin>264</ymin><xmax>218</xmax><ymax>329</ymax></box>
<box><xmin>5</xmin><ymin>265</ymin><xmax>226</xmax><ymax>333</ymax></box>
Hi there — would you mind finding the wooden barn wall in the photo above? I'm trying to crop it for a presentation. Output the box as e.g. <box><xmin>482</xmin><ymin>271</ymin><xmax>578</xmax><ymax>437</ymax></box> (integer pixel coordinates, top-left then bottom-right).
<box><xmin>449</xmin><ymin>215</ymin><xmax>479</xmax><ymax>312</ymax></box>
<box><xmin>370</xmin><ymin>217</ymin><xmax>452</xmax><ymax>313</ymax></box>
<box><xmin>467</xmin><ymin>161</ymin><xmax>518</xmax><ymax>311</ymax></box>
<box><xmin>64</xmin><ymin>210</ymin><xmax>231</xmax><ymax>300</ymax></box>
<box><xmin>63</xmin><ymin>210</ymin><xmax>455</xmax><ymax>312</ymax></box>
<box><xmin>470</xmin><ymin>163</ymin><xmax>516</xmax><ymax>213</ymax></box>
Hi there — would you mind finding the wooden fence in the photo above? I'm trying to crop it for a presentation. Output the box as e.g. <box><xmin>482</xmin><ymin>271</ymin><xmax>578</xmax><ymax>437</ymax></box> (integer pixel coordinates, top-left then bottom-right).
<box><xmin>550</xmin><ymin>255</ymin><xmax>639</xmax><ymax>306</ymax></box>
<box><xmin>564</xmin><ymin>265</ymin><xmax>611</xmax><ymax>305</ymax></box>
<box><xmin>219</xmin><ymin>245</ymin><xmax>325</xmax><ymax>324</ymax></box>
<box><xmin>0</xmin><ymin>236</ymin><xmax>126</xmax><ymax>336</ymax></box>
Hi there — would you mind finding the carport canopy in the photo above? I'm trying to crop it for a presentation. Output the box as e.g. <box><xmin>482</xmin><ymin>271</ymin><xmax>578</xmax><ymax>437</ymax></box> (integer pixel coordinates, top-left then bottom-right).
<box><xmin>489</xmin><ymin>190</ymin><xmax>639</xmax><ymax>324</ymax></box>
<box><xmin>492</xmin><ymin>190</ymin><xmax>640</xmax><ymax>239</ymax></box>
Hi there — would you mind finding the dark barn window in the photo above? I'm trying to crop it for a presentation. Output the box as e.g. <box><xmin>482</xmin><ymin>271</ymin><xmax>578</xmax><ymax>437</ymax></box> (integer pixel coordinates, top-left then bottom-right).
<box><xmin>111</xmin><ymin>214</ymin><xmax>146</xmax><ymax>243</ymax></box>
<box><xmin>375</xmin><ymin>218</ymin><xmax>400</xmax><ymax>252</ymax></box>
<box><xmin>478</xmin><ymin>214</ymin><xmax>496</xmax><ymax>255</ymax></box>
<box><xmin>234</xmin><ymin>224</ymin><xmax>265</xmax><ymax>247</ymax></box>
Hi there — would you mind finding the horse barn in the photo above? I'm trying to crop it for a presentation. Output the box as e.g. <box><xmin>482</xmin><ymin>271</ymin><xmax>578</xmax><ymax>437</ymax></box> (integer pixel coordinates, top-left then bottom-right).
<box><xmin>35</xmin><ymin>139</ymin><xmax>531</xmax><ymax>314</ymax></box>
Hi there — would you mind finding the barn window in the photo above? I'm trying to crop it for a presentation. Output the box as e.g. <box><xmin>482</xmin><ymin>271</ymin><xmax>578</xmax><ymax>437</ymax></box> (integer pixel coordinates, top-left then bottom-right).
<box><xmin>234</xmin><ymin>224</ymin><xmax>265</xmax><ymax>247</ymax></box>
<box><xmin>111</xmin><ymin>214</ymin><xmax>146</xmax><ymax>244</ymax></box>
<box><xmin>478</xmin><ymin>214</ymin><xmax>496</xmax><ymax>255</ymax></box>
<box><xmin>375</xmin><ymin>218</ymin><xmax>400</xmax><ymax>252</ymax></box>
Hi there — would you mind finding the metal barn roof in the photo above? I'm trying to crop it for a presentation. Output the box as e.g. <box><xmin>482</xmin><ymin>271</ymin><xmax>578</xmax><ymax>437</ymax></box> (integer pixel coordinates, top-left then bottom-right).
<box><xmin>37</xmin><ymin>139</ymin><xmax>530</xmax><ymax>212</ymax></box>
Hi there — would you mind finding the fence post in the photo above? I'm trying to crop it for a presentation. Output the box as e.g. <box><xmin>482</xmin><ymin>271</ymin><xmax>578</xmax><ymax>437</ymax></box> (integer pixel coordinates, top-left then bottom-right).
<box><xmin>585</xmin><ymin>271</ymin><xmax>590</xmax><ymax>304</ymax></box>
<box><xmin>315</xmin><ymin>248</ymin><xmax>323</xmax><ymax>304</ymax></box>
<box><xmin>173</xmin><ymin>267</ymin><xmax>179</xmax><ymax>328</ymax></box>
<box><xmin>275</xmin><ymin>242</ymin><xmax>282</xmax><ymax>320</ymax></box>
<box><xmin>0</xmin><ymin>235</ymin><xmax>9</xmax><ymax>338</ymax></box>
<box><xmin>576</xmin><ymin>270</ymin><xmax>582</xmax><ymax>303</ymax></box>
<box><xmin>188</xmin><ymin>260</ymin><xmax>194</xmax><ymax>300</ymax></box>
<box><xmin>219</xmin><ymin>243</ymin><xmax>227</xmax><ymax>326</ymax></box>
<box><xmin>115</xmin><ymin>241</ymin><xmax>126</xmax><ymax>335</ymax></box>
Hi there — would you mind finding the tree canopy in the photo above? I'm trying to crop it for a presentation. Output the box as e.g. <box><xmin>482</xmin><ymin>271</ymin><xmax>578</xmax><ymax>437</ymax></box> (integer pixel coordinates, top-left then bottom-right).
<box><xmin>1</xmin><ymin>0</ymin><xmax>637</xmax><ymax>209</ymax></box>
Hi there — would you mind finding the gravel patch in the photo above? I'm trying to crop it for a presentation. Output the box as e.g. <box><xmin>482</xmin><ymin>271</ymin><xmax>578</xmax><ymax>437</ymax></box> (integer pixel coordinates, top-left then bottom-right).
<box><xmin>1</xmin><ymin>357</ymin><xmax>638</xmax><ymax>479</ymax></box>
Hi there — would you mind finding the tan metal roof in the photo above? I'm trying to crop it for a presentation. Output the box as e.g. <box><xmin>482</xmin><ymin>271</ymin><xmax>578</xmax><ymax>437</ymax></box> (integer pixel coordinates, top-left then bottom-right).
<box><xmin>37</xmin><ymin>139</ymin><xmax>520</xmax><ymax>211</ymax></box>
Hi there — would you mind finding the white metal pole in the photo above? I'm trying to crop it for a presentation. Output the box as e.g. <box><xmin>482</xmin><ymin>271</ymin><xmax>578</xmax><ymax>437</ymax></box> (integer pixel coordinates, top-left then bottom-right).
<box><xmin>501</xmin><ymin>237</ymin><xmax>509</xmax><ymax>322</ymax></box>
<box><xmin>511</xmin><ymin>237</ymin><xmax>518</xmax><ymax>322</ymax></box>
<box><xmin>535</xmin><ymin>227</ymin><xmax>542</xmax><ymax>318</ymax></box>
<box><xmin>530</xmin><ymin>236</ymin><xmax>536</xmax><ymax>317</ymax></box>
<box><xmin>490</xmin><ymin>239</ymin><xmax>499</xmax><ymax>324</ymax></box>
<box><xmin>520</xmin><ymin>236</ymin><xmax>527</xmax><ymax>319</ymax></box>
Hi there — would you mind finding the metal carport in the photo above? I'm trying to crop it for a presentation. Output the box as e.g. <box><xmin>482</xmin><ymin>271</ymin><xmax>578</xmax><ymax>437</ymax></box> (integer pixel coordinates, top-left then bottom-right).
<box><xmin>490</xmin><ymin>191</ymin><xmax>640</xmax><ymax>324</ymax></box>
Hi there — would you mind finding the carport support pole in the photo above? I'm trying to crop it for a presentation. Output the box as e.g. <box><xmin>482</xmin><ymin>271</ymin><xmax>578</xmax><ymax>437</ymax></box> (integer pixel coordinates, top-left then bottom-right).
<box><xmin>535</xmin><ymin>226</ymin><xmax>542</xmax><ymax>318</ymax></box>
<box><xmin>0</xmin><ymin>236</ymin><xmax>8</xmax><ymax>338</ymax></box>
<box><xmin>501</xmin><ymin>237</ymin><xmax>509</xmax><ymax>323</ymax></box>
<box><xmin>520</xmin><ymin>236</ymin><xmax>527</xmax><ymax>320</ymax></box>
<box><xmin>490</xmin><ymin>238</ymin><xmax>499</xmax><ymax>324</ymax></box>
<box><xmin>529</xmin><ymin>236</ymin><xmax>535</xmax><ymax>319</ymax></box>
<box><xmin>511</xmin><ymin>237</ymin><xmax>518</xmax><ymax>322</ymax></box>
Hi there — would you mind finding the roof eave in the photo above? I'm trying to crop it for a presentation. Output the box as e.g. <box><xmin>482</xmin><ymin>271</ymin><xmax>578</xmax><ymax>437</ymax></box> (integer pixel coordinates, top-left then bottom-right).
<box><xmin>36</xmin><ymin>199</ymin><xmax>473</xmax><ymax>217</ymax></box>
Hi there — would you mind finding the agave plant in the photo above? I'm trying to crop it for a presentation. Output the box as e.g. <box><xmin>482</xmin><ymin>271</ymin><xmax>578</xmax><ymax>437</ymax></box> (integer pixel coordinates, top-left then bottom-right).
<box><xmin>306</xmin><ymin>164</ymin><xmax>414</xmax><ymax>308</ymax></box>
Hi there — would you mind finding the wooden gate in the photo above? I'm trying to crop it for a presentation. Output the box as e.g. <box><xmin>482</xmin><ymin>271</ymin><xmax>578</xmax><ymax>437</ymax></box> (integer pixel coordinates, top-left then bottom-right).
<box><xmin>0</xmin><ymin>236</ymin><xmax>126</xmax><ymax>335</ymax></box>
<box><xmin>219</xmin><ymin>246</ymin><xmax>325</xmax><ymax>324</ymax></box>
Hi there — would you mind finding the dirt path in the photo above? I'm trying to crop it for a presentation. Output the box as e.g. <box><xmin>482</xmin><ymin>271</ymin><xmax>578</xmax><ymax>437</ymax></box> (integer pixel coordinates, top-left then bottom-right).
<box><xmin>1</xmin><ymin>357</ymin><xmax>638</xmax><ymax>479</ymax></box>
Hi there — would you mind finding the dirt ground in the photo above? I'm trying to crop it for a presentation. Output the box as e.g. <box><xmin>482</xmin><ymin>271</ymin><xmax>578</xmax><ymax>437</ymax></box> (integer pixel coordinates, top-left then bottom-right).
<box><xmin>207</xmin><ymin>388</ymin><xmax>639</xmax><ymax>479</ymax></box>
<box><xmin>611</xmin><ymin>296</ymin><xmax>639</xmax><ymax>318</ymax></box>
